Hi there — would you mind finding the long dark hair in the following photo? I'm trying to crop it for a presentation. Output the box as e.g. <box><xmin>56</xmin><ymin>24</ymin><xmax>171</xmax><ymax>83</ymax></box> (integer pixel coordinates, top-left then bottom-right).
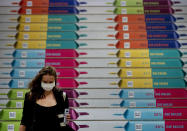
<box><xmin>28</xmin><ymin>66</ymin><xmax>58</xmax><ymax>101</ymax></box>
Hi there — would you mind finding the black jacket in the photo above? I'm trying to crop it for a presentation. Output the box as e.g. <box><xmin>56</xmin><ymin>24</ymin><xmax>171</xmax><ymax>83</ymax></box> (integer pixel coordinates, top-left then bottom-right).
<box><xmin>20</xmin><ymin>89</ymin><xmax>74</xmax><ymax>131</ymax></box>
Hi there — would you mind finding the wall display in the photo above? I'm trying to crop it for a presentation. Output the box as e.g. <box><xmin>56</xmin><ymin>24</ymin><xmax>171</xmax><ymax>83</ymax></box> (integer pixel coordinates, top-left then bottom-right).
<box><xmin>2</xmin><ymin>14</ymin><xmax>187</xmax><ymax>23</ymax></box>
<box><xmin>0</xmin><ymin>78</ymin><xmax>186</xmax><ymax>88</ymax></box>
<box><xmin>1</xmin><ymin>108</ymin><xmax>187</xmax><ymax>121</ymax></box>
<box><xmin>1</xmin><ymin>49</ymin><xmax>187</xmax><ymax>58</ymax></box>
<box><xmin>1</xmin><ymin>6</ymin><xmax>187</xmax><ymax>15</ymax></box>
<box><xmin>2</xmin><ymin>31</ymin><xmax>187</xmax><ymax>40</ymax></box>
<box><xmin>1</xmin><ymin>88</ymin><xmax>187</xmax><ymax>99</ymax></box>
<box><xmin>1</xmin><ymin>98</ymin><xmax>187</xmax><ymax>108</ymax></box>
<box><xmin>0</xmin><ymin>68</ymin><xmax>185</xmax><ymax>78</ymax></box>
<box><xmin>0</xmin><ymin>58</ymin><xmax>187</xmax><ymax>68</ymax></box>
<box><xmin>1</xmin><ymin>0</ymin><xmax>187</xmax><ymax>7</ymax></box>
<box><xmin>1</xmin><ymin>120</ymin><xmax>187</xmax><ymax>131</ymax></box>
<box><xmin>2</xmin><ymin>23</ymin><xmax>187</xmax><ymax>31</ymax></box>
<box><xmin>2</xmin><ymin>40</ymin><xmax>187</xmax><ymax>49</ymax></box>
<box><xmin>0</xmin><ymin>0</ymin><xmax>187</xmax><ymax>131</ymax></box>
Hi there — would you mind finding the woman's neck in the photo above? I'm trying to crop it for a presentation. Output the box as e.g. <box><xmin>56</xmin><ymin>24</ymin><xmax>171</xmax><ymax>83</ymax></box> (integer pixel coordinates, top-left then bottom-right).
<box><xmin>44</xmin><ymin>90</ymin><xmax>53</xmax><ymax>97</ymax></box>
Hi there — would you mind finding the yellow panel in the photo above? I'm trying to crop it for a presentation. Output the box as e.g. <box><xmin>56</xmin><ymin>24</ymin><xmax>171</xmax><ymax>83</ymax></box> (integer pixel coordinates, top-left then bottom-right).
<box><xmin>17</xmin><ymin>32</ymin><xmax>47</xmax><ymax>40</ymax></box>
<box><xmin>118</xmin><ymin>59</ymin><xmax>151</xmax><ymax>67</ymax></box>
<box><xmin>19</xmin><ymin>15</ymin><xmax>48</xmax><ymax>23</ymax></box>
<box><xmin>119</xmin><ymin>68</ymin><xmax>152</xmax><ymax>78</ymax></box>
<box><xmin>15</xmin><ymin>41</ymin><xmax>46</xmax><ymax>49</ymax></box>
<box><xmin>18</xmin><ymin>23</ymin><xmax>48</xmax><ymax>31</ymax></box>
<box><xmin>120</xmin><ymin>79</ymin><xmax>153</xmax><ymax>88</ymax></box>
<box><xmin>118</xmin><ymin>49</ymin><xmax>149</xmax><ymax>58</ymax></box>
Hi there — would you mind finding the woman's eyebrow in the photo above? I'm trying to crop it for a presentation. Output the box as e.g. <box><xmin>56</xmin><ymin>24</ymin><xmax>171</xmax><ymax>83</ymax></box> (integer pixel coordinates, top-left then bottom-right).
<box><xmin>42</xmin><ymin>80</ymin><xmax>54</xmax><ymax>82</ymax></box>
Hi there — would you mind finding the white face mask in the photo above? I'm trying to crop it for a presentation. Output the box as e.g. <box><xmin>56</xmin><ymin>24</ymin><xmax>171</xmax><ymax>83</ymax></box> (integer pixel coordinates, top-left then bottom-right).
<box><xmin>41</xmin><ymin>82</ymin><xmax>55</xmax><ymax>91</ymax></box>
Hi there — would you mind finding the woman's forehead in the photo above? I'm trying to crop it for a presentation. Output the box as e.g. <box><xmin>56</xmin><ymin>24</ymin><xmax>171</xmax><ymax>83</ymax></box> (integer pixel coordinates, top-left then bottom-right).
<box><xmin>42</xmin><ymin>74</ymin><xmax>55</xmax><ymax>80</ymax></box>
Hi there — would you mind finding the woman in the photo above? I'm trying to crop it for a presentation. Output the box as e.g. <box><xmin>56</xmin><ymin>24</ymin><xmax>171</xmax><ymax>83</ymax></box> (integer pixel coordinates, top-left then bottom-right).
<box><xmin>19</xmin><ymin>66</ymin><xmax>74</xmax><ymax>131</ymax></box>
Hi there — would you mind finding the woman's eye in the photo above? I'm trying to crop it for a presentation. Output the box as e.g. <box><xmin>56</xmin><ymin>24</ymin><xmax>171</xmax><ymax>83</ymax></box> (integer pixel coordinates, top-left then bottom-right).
<box><xmin>42</xmin><ymin>81</ymin><xmax>54</xmax><ymax>83</ymax></box>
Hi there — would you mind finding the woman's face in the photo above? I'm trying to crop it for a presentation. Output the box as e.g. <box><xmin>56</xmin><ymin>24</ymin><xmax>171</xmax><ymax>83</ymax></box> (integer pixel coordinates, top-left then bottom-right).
<box><xmin>41</xmin><ymin>74</ymin><xmax>56</xmax><ymax>91</ymax></box>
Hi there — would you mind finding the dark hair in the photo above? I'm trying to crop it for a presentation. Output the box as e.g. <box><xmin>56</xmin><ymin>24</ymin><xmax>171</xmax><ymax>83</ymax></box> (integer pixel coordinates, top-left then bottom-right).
<box><xmin>28</xmin><ymin>66</ymin><xmax>58</xmax><ymax>101</ymax></box>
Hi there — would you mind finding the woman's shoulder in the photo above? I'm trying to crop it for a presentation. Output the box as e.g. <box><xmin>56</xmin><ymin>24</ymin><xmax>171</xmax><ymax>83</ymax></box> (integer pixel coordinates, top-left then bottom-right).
<box><xmin>53</xmin><ymin>88</ymin><xmax>67</xmax><ymax>101</ymax></box>
<box><xmin>24</xmin><ymin>91</ymin><xmax>33</xmax><ymax>102</ymax></box>
<box><xmin>53</xmin><ymin>88</ymin><xmax>63</xmax><ymax>94</ymax></box>
<box><xmin>25</xmin><ymin>92</ymin><xmax>30</xmax><ymax>98</ymax></box>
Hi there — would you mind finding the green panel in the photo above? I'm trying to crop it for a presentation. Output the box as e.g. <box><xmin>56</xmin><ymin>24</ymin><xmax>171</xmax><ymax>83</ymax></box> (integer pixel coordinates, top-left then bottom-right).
<box><xmin>8</xmin><ymin>89</ymin><xmax>29</xmax><ymax>99</ymax></box>
<box><xmin>0</xmin><ymin>121</ymin><xmax>20</xmax><ymax>131</ymax></box>
<box><xmin>0</xmin><ymin>109</ymin><xmax>23</xmax><ymax>120</ymax></box>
